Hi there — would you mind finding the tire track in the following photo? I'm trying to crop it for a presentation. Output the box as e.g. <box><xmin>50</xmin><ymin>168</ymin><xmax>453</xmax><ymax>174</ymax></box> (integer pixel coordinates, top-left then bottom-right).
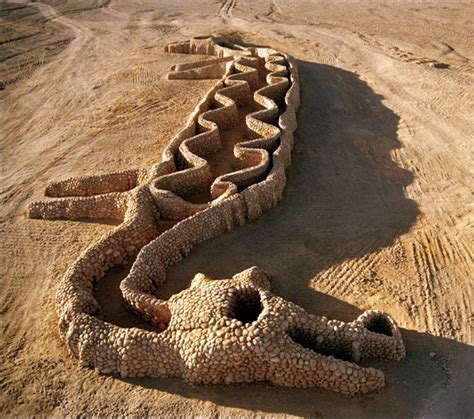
<box><xmin>408</xmin><ymin>227</ymin><xmax>473</xmax><ymax>337</ymax></box>
<box><xmin>218</xmin><ymin>0</ymin><xmax>236</xmax><ymax>19</ymax></box>
<box><xmin>314</xmin><ymin>237</ymin><xmax>386</xmax><ymax>298</ymax></box>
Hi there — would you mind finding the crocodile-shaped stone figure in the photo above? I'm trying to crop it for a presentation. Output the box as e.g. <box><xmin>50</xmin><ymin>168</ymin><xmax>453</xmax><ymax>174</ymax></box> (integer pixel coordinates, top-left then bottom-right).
<box><xmin>28</xmin><ymin>36</ymin><xmax>405</xmax><ymax>395</ymax></box>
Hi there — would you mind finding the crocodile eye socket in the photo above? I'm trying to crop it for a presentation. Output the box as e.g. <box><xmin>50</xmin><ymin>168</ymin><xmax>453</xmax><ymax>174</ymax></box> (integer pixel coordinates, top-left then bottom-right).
<box><xmin>227</xmin><ymin>288</ymin><xmax>263</xmax><ymax>324</ymax></box>
<box><xmin>362</xmin><ymin>314</ymin><xmax>393</xmax><ymax>336</ymax></box>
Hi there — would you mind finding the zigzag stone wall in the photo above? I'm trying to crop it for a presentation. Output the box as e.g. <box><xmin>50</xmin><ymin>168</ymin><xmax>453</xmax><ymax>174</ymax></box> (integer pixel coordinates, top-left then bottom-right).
<box><xmin>28</xmin><ymin>36</ymin><xmax>405</xmax><ymax>395</ymax></box>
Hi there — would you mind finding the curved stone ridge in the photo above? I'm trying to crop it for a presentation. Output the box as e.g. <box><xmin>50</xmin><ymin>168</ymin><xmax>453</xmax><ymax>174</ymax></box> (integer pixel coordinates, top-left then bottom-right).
<box><xmin>27</xmin><ymin>36</ymin><xmax>405</xmax><ymax>396</ymax></box>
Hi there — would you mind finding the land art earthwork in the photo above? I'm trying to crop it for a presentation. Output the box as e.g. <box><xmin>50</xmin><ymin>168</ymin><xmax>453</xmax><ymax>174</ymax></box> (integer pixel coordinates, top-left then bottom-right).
<box><xmin>28</xmin><ymin>36</ymin><xmax>405</xmax><ymax>396</ymax></box>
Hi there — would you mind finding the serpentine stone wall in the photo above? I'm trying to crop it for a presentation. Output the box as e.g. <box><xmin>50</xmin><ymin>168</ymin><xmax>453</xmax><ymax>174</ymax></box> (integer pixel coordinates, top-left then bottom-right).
<box><xmin>28</xmin><ymin>36</ymin><xmax>405</xmax><ymax>395</ymax></box>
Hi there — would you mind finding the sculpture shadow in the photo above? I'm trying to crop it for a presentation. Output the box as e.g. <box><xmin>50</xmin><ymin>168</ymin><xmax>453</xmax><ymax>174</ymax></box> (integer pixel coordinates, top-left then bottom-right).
<box><xmin>97</xmin><ymin>60</ymin><xmax>473</xmax><ymax>416</ymax></box>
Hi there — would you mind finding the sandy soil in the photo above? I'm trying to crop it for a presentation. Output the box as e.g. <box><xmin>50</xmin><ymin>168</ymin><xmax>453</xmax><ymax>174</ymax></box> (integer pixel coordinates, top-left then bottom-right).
<box><xmin>1</xmin><ymin>0</ymin><xmax>473</xmax><ymax>416</ymax></box>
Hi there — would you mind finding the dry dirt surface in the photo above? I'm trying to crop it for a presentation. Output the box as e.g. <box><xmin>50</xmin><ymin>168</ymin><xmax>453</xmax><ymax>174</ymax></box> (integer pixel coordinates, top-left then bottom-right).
<box><xmin>1</xmin><ymin>0</ymin><xmax>473</xmax><ymax>417</ymax></box>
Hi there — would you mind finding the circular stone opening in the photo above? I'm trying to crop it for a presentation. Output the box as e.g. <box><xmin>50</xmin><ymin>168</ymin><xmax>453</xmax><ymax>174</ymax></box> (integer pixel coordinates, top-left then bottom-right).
<box><xmin>228</xmin><ymin>288</ymin><xmax>263</xmax><ymax>324</ymax></box>
<box><xmin>363</xmin><ymin>314</ymin><xmax>393</xmax><ymax>336</ymax></box>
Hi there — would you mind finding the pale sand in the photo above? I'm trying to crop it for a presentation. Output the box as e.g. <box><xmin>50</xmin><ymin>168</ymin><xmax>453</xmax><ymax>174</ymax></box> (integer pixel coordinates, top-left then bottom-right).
<box><xmin>1</xmin><ymin>0</ymin><xmax>473</xmax><ymax>416</ymax></box>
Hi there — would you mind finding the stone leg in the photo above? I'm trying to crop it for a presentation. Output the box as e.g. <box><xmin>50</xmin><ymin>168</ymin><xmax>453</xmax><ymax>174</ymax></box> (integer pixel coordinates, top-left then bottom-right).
<box><xmin>28</xmin><ymin>192</ymin><xmax>128</xmax><ymax>221</ymax></box>
<box><xmin>45</xmin><ymin>169</ymin><xmax>142</xmax><ymax>197</ymax></box>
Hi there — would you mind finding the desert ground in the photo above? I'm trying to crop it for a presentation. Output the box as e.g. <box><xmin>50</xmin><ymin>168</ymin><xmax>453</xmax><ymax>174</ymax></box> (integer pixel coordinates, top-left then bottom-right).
<box><xmin>1</xmin><ymin>0</ymin><xmax>473</xmax><ymax>416</ymax></box>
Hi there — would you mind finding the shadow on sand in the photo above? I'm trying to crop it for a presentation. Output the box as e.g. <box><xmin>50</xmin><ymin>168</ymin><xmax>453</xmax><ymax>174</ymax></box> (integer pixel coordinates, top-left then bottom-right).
<box><xmin>96</xmin><ymin>60</ymin><xmax>474</xmax><ymax>416</ymax></box>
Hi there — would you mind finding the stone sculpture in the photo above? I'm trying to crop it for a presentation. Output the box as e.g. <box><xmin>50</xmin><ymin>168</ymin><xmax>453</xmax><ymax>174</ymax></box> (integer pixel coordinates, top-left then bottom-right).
<box><xmin>28</xmin><ymin>36</ymin><xmax>405</xmax><ymax>395</ymax></box>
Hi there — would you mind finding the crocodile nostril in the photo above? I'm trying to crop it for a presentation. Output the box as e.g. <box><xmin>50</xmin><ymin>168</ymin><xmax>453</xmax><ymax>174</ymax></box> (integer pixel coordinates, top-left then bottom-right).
<box><xmin>362</xmin><ymin>313</ymin><xmax>393</xmax><ymax>336</ymax></box>
<box><xmin>227</xmin><ymin>288</ymin><xmax>263</xmax><ymax>324</ymax></box>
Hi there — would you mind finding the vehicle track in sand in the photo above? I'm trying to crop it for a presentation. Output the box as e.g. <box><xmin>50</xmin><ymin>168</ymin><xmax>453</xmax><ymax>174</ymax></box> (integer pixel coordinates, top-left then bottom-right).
<box><xmin>218</xmin><ymin>0</ymin><xmax>236</xmax><ymax>20</ymax></box>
